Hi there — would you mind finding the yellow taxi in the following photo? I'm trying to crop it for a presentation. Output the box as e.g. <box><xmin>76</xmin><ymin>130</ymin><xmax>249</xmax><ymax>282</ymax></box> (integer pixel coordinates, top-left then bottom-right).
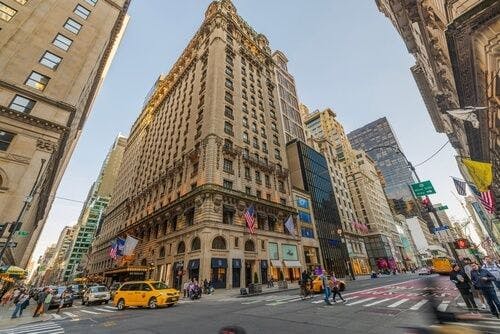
<box><xmin>311</xmin><ymin>275</ymin><xmax>346</xmax><ymax>293</ymax></box>
<box><xmin>113</xmin><ymin>281</ymin><xmax>180</xmax><ymax>310</ymax></box>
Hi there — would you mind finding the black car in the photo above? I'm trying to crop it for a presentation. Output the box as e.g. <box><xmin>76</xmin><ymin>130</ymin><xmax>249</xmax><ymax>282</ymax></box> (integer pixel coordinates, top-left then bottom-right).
<box><xmin>49</xmin><ymin>286</ymin><xmax>73</xmax><ymax>309</ymax></box>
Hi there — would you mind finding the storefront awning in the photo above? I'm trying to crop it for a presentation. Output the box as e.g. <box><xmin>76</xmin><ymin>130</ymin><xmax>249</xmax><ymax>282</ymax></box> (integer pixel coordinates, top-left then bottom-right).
<box><xmin>211</xmin><ymin>258</ymin><xmax>228</xmax><ymax>268</ymax></box>
<box><xmin>188</xmin><ymin>259</ymin><xmax>200</xmax><ymax>270</ymax></box>
<box><xmin>270</xmin><ymin>260</ymin><xmax>282</xmax><ymax>267</ymax></box>
<box><xmin>232</xmin><ymin>259</ymin><xmax>242</xmax><ymax>269</ymax></box>
<box><xmin>104</xmin><ymin>265</ymin><xmax>149</xmax><ymax>276</ymax></box>
<box><xmin>283</xmin><ymin>260</ymin><xmax>302</xmax><ymax>268</ymax></box>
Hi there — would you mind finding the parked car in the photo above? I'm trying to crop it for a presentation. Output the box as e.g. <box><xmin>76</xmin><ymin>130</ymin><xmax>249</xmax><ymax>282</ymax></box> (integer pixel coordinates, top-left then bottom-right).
<box><xmin>69</xmin><ymin>284</ymin><xmax>85</xmax><ymax>299</ymax></box>
<box><xmin>113</xmin><ymin>281</ymin><xmax>180</xmax><ymax>310</ymax></box>
<box><xmin>417</xmin><ymin>267</ymin><xmax>432</xmax><ymax>275</ymax></box>
<box><xmin>311</xmin><ymin>276</ymin><xmax>346</xmax><ymax>293</ymax></box>
<box><xmin>49</xmin><ymin>286</ymin><xmax>73</xmax><ymax>309</ymax></box>
<box><xmin>82</xmin><ymin>286</ymin><xmax>110</xmax><ymax>305</ymax></box>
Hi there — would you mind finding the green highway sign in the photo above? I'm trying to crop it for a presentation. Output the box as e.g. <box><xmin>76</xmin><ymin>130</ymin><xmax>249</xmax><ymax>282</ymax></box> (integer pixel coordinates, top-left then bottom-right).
<box><xmin>411</xmin><ymin>180</ymin><xmax>436</xmax><ymax>196</ymax></box>
<box><xmin>17</xmin><ymin>230</ymin><xmax>29</xmax><ymax>237</ymax></box>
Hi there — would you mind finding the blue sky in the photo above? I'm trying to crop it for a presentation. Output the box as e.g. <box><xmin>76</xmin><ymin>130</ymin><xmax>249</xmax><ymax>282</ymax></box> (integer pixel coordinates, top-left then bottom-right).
<box><xmin>32</xmin><ymin>0</ymin><xmax>467</xmax><ymax>261</ymax></box>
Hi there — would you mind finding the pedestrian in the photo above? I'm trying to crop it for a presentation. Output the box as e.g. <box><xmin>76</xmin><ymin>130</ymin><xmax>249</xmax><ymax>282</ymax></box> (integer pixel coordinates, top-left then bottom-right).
<box><xmin>482</xmin><ymin>256</ymin><xmax>500</xmax><ymax>290</ymax></box>
<box><xmin>43</xmin><ymin>289</ymin><xmax>53</xmax><ymax>315</ymax></box>
<box><xmin>470</xmin><ymin>262</ymin><xmax>500</xmax><ymax>318</ymax></box>
<box><xmin>463</xmin><ymin>258</ymin><xmax>487</xmax><ymax>309</ymax></box>
<box><xmin>11</xmin><ymin>290</ymin><xmax>29</xmax><ymax>318</ymax></box>
<box><xmin>183</xmin><ymin>281</ymin><xmax>189</xmax><ymax>298</ymax></box>
<box><xmin>449</xmin><ymin>263</ymin><xmax>478</xmax><ymax>313</ymax></box>
<box><xmin>57</xmin><ymin>289</ymin><xmax>68</xmax><ymax>314</ymax></box>
<box><xmin>329</xmin><ymin>273</ymin><xmax>346</xmax><ymax>303</ymax></box>
<box><xmin>33</xmin><ymin>288</ymin><xmax>47</xmax><ymax>317</ymax></box>
<box><xmin>321</xmin><ymin>272</ymin><xmax>332</xmax><ymax>305</ymax></box>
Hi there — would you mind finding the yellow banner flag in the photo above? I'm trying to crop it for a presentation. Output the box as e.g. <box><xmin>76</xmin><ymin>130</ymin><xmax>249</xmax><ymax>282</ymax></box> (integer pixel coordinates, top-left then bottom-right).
<box><xmin>462</xmin><ymin>158</ymin><xmax>492</xmax><ymax>192</ymax></box>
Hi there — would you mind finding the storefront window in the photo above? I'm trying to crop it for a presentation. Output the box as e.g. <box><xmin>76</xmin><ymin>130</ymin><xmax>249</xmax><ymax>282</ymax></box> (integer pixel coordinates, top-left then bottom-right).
<box><xmin>269</xmin><ymin>242</ymin><xmax>279</xmax><ymax>259</ymax></box>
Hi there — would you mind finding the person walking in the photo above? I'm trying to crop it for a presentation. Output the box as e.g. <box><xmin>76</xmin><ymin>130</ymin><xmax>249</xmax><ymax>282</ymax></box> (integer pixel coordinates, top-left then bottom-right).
<box><xmin>11</xmin><ymin>290</ymin><xmax>29</xmax><ymax>318</ymax></box>
<box><xmin>450</xmin><ymin>263</ymin><xmax>478</xmax><ymax>313</ymax></box>
<box><xmin>482</xmin><ymin>256</ymin><xmax>500</xmax><ymax>290</ymax></box>
<box><xmin>330</xmin><ymin>273</ymin><xmax>346</xmax><ymax>303</ymax></box>
<box><xmin>183</xmin><ymin>281</ymin><xmax>189</xmax><ymax>299</ymax></box>
<box><xmin>33</xmin><ymin>288</ymin><xmax>47</xmax><ymax>317</ymax></box>
<box><xmin>42</xmin><ymin>289</ymin><xmax>53</xmax><ymax>315</ymax></box>
<box><xmin>321</xmin><ymin>272</ymin><xmax>332</xmax><ymax>305</ymax></box>
<box><xmin>463</xmin><ymin>258</ymin><xmax>487</xmax><ymax>309</ymax></box>
<box><xmin>57</xmin><ymin>289</ymin><xmax>69</xmax><ymax>314</ymax></box>
<box><xmin>470</xmin><ymin>262</ymin><xmax>500</xmax><ymax>318</ymax></box>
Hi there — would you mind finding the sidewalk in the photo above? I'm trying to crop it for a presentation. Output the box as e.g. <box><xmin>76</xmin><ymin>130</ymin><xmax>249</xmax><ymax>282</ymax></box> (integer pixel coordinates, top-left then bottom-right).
<box><xmin>0</xmin><ymin>302</ymin><xmax>50</xmax><ymax>329</ymax></box>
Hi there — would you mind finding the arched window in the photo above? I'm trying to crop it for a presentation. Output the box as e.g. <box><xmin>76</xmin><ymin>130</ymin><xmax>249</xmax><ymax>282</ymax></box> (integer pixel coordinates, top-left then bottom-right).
<box><xmin>212</xmin><ymin>236</ymin><xmax>227</xmax><ymax>250</ymax></box>
<box><xmin>191</xmin><ymin>237</ymin><xmax>201</xmax><ymax>251</ymax></box>
<box><xmin>141</xmin><ymin>259</ymin><xmax>147</xmax><ymax>266</ymax></box>
<box><xmin>159</xmin><ymin>246</ymin><xmax>165</xmax><ymax>258</ymax></box>
<box><xmin>244</xmin><ymin>240</ymin><xmax>255</xmax><ymax>252</ymax></box>
<box><xmin>177</xmin><ymin>241</ymin><xmax>186</xmax><ymax>254</ymax></box>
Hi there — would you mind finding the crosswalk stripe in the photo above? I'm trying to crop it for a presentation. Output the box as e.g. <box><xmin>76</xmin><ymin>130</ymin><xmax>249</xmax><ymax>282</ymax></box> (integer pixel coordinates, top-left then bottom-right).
<box><xmin>387</xmin><ymin>298</ymin><xmax>409</xmax><ymax>308</ymax></box>
<box><xmin>52</xmin><ymin>313</ymin><xmax>63</xmax><ymax>319</ymax></box>
<box><xmin>409</xmin><ymin>300</ymin><xmax>428</xmax><ymax>310</ymax></box>
<box><xmin>103</xmin><ymin>305</ymin><xmax>116</xmax><ymax>310</ymax></box>
<box><xmin>311</xmin><ymin>300</ymin><xmax>325</xmax><ymax>304</ymax></box>
<box><xmin>363</xmin><ymin>298</ymin><xmax>393</xmax><ymax>307</ymax></box>
<box><xmin>0</xmin><ymin>322</ymin><xmax>64</xmax><ymax>334</ymax></box>
<box><xmin>93</xmin><ymin>307</ymin><xmax>116</xmax><ymax>313</ymax></box>
<box><xmin>80</xmin><ymin>309</ymin><xmax>100</xmax><ymax>315</ymax></box>
<box><xmin>347</xmin><ymin>297</ymin><xmax>375</xmax><ymax>306</ymax></box>
<box><xmin>437</xmin><ymin>301</ymin><xmax>449</xmax><ymax>312</ymax></box>
<box><xmin>63</xmin><ymin>311</ymin><xmax>78</xmax><ymax>317</ymax></box>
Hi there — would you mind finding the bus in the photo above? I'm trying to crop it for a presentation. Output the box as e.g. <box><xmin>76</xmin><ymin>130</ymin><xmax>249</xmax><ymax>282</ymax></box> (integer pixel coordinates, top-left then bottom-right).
<box><xmin>431</xmin><ymin>257</ymin><xmax>453</xmax><ymax>275</ymax></box>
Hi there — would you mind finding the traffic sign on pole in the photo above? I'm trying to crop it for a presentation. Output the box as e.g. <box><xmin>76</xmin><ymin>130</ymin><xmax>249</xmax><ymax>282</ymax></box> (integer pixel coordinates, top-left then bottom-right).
<box><xmin>411</xmin><ymin>180</ymin><xmax>436</xmax><ymax>196</ymax></box>
<box><xmin>17</xmin><ymin>231</ymin><xmax>29</xmax><ymax>237</ymax></box>
<box><xmin>436</xmin><ymin>205</ymin><xmax>449</xmax><ymax>211</ymax></box>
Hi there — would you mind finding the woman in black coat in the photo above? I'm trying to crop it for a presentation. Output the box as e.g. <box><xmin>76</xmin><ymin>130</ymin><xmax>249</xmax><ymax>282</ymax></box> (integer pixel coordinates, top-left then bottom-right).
<box><xmin>450</xmin><ymin>263</ymin><xmax>478</xmax><ymax>313</ymax></box>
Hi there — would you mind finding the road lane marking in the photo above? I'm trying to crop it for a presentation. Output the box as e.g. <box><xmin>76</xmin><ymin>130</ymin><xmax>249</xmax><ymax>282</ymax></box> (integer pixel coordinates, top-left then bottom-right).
<box><xmin>409</xmin><ymin>300</ymin><xmax>428</xmax><ymax>310</ymax></box>
<box><xmin>346</xmin><ymin>297</ymin><xmax>375</xmax><ymax>306</ymax></box>
<box><xmin>241</xmin><ymin>300</ymin><xmax>262</xmax><ymax>305</ymax></box>
<box><xmin>363</xmin><ymin>298</ymin><xmax>393</xmax><ymax>307</ymax></box>
<box><xmin>103</xmin><ymin>305</ymin><xmax>116</xmax><ymax>310</ymax></box>
<box><xmin>93</xmin><ymin>307</ymin><xmax>116</xmax><ymax>313</ymax></box>
<box><xmin>387</xmin><ymin>298</ymin><xmax>409</xmax><ymax>308</ymax></box>
<box><xmin>63</xmin><ymin>311</ymin><xmax>78</xmax><ymax>317</ymax></box>
<box><xmin>80</xmin><ymin>309</ymin><xmax>100</xmax><ymax>315</ymax></box>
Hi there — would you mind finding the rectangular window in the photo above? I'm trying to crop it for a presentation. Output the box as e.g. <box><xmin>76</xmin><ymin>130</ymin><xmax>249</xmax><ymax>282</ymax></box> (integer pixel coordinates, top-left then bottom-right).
<box><xmin>224</xmin><ymin>105</ymin><xmax>233</xmax><ymax>119</ymax></box>
<box><xmin>256</xmin><ymin>190</ymin><xmax>261</xmax><ymax>198</ymax></box>
<box><xmin>15</xmin><ymin>0</ymin><xmax>28</xmax><ymax>4</ymax></box>
<box><xmin>278</xmin><ymin>181</ymin><xmax>285</xmax><ymax>192</ymax></box>
<box><xmin>64</xmin><ymin>18</ymin><xmax>82</xmax><ymax>34</ymax></box>
<box><xmin>244</xmin><ymin>167</ymin><xmax>251</xmax><ymax>180</ymax></box>
<box><xmin>85</xmin><ymin>0</ymin><xmax>97</xmax><ymax>6</ymax></box>
<box><xmin>25</xmin><ymin>71</ymin><xmax>50</xmax><ymax>91</ymax></box>
<box><xmin>223</xmin><ymin>179</ymin><xmax>233</xmax><ymax>190</ymax></box>
<box><xmin>223</xmin><ymin>159</ymin><xmax>233</xmax><ymax>173</ymax></box>
<box><xmin>74</xmin><ymin>4</ymin><xmax>90</xmax><ymax>20</ymax></box>
<box><xmin>0</xmin><ymin>130</ymin><xmax>15</xmax><ymax>151</ymax></box>
<box><xmin>0</xmin><ymin>2</ymin><xmax>16</xmax><ymax>22</ymax></box>
<box><xmin>224</xmin><ymin>121</ymin><xmax>233</xmax><ymax>136</ymax></box>
<box><xmin>39</xmin><ymin>51</ymin><xmax>62</xmax><ymax>69</ymax></box>
<box><xmin>245</xmin><ymin>187</ymin><xmax>251</xmax><ymax>195</ymax></box>
<box><xmin>9</xmin><ymin>95</ymin><xmax>36</xmax><ymax>113</ymax></box>
<box><xmin>53</xmin><ymin>33</ymin><xmax>73</xmax><ymax>51</ymax></box>
<box><xmin>274</xmin><ymin>148</ymin><xmax>282</xmax><ymax>160</ymax></box>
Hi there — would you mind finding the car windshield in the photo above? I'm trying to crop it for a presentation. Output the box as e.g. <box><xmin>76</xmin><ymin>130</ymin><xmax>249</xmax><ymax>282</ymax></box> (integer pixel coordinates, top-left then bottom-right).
<box><xmin>91</xmin><ymin>286</ymin><xmax>108</xmax><ymax>293</ymax></box>
<box><xmin>150</xmin><ymin>282</ymin><xmax>169</xmax><ymax>290</ymax></box>
<box><xmin>57</xmin><ymin>287</ymin><xmax>66</xmax><ymax>295</ymax></box>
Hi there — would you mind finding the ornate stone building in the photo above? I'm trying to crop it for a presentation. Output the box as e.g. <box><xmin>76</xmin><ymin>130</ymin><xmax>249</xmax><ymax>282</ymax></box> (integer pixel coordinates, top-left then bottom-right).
<box><xmin>375</xmin><ymin>0</ymin><xmax>499</xmax><ymax>219</ymax></box>
<box><xmin>0</xmin><ymin>0</ymin><xmax>130</xmax><ymax>268</ymax></box>
<box><xmin>89</xmin><ymin>0</ymin><xmax>303</xmax><ymax>289</ymax></box>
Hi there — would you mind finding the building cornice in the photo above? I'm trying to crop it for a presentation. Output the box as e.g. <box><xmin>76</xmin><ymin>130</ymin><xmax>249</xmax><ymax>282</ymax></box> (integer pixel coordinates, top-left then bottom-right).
<box><xmin>0</xmin><ymin>105</ymin><xmax>68</xmax><ymax>133</ymax></box>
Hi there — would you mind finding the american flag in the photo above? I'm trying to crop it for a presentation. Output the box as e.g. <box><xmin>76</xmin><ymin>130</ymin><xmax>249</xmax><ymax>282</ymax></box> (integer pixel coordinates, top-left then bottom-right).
<box><xmin>244</xmin><ymin>205</ymin><xmax>256</xmax><ymax>234</ymax></box>
<box><xmin>109</xmin><ymin>242</ymin><xmax>117</xmax><ymax>259</ymax></box>
<box><xmin>480</xmin><ymin>189</ymin><xmax>495</xmax><ymax>214</ymax></box>
<box><xmin>452</xmin><ymin>177</ymin><xmax>467</xmax><ymax>196</ymax></box>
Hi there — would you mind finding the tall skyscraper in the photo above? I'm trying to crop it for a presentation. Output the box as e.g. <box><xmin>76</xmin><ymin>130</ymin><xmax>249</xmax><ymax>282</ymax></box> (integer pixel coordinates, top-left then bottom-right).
<box><xmin>44</xmin><ymin>225</ymin><xmax>75</xmax><ymax>284</ymax></box>
<box><xmin>89</xmin><ymin>0</ymin><xmax>303</xmax><ymax>289</ymax></box>
<box><xmin>63</xmin><ymin>135</ymin><xmax>126</xmax><ymax>282</ymax></box>
<box><xmin>347</xmin><ymin>117</ymin><xmax>417</xmax><ymax>216</ymax></box>
<box><xmin>272</xmin><ymin>51</ymin><xmax>305</xmax><ymax>144</ymax></box>
<box><xmin>0</xmin><ymin>0</ymin><xmax>130</xmax><ymax>268</ymax></box>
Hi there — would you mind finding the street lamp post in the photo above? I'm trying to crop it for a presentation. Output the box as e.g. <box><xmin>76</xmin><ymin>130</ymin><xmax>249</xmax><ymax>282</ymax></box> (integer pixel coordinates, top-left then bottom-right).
<box><xmin>337</xmin><ymin>229</ymin><xmax>356</xmax><ymax>280</ymax></box>
<box><xmin>365</xmin><ymin>145</ymin><xmax>461</xmax><ymax>262</ymax></box>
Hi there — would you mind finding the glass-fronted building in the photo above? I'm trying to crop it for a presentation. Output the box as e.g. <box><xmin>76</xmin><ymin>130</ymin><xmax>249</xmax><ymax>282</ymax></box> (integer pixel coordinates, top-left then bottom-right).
<box><xmin>286</xmin><ymin>140</ymin><xmax>349</xmax><ymax>277</ymax></box>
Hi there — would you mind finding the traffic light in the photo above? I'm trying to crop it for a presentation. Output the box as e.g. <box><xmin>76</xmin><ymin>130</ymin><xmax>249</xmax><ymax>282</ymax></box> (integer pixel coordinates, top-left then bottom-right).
<box><xmin>454</xmin><ymin>238</ymin><xmax>470</xmax><ymax>249</ymax></box>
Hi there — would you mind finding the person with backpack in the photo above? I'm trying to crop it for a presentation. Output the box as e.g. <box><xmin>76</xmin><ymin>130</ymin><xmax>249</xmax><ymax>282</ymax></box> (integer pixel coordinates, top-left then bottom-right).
<box><xmin>329</xmin><ymin>272</ymin><xmax>346</xmax><ymax>303</ymax></box>
<box><xmin>11</xmin><ymin>290</ymin><xmax>29</xmax><ymax>318</ymax></box>
<box><xmin>33</xmin><ymin>288</ymin><xmax>47</xmax><ymax>317</ymax></box>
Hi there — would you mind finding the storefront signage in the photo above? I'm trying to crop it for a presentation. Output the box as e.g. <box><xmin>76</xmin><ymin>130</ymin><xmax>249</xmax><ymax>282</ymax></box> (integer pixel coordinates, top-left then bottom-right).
<box><xmin>282</xmin><ymin>244</ymin><xmax>298</xmax><ymax>260</ymax></box>
<box><xmin>269</xmin><ymin>243</ymin><xmax>279</xmax><ymax>260</ymax></box>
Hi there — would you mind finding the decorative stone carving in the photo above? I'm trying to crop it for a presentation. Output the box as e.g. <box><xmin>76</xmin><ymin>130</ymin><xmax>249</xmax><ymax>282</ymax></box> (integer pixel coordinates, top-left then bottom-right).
<box><xmin>36</xmin><ymin>139</ymin><xmax>57</xmax><ymax>153</ymax></box>
<box><xmin>0</xmin><ymin>152</ymin><xmax>31</xmax><ymax>164</ymax></box>
<box><xmin>212</xmin><ymin>194</ymin><xmax>223</xmax><ymax>212</ymax></box>
<box><xmin>194</xmin><ymin>195</ymin><xmax>204</xmax><ymax>208</ymax></box>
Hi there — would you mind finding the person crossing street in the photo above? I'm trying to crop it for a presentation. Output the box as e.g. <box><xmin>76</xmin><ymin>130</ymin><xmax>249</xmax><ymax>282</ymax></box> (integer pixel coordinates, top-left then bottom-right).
<box><xmin>321</xmin><ymin>272</ymin><xmax>332</xmax><ymax>305</ymax></box>
<box><xmin>471</xmin><ymin>262</ymin><xmax>500</xmax><ymax>318</ymax></box>
<box><xmin>329</xmin><ymin>273</ymin><xmax>346</xmax><ymax>303</ymax></box>
<box><xmin>450</xmin><ymin>263</ymin><xmax>478</xmax><ymax>313</ymax></box>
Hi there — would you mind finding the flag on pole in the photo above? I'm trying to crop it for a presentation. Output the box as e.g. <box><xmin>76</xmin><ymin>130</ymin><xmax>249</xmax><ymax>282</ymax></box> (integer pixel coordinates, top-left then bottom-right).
<box><xmin>452</xmin><ymin>177</ymin><xmax>467</xmax><ymax>196</ymax></box>
<box><xmin>462</xmin><ymin>158</ymin><xmax>493</xmax><ymax>192</ymax></box>
<box><xmin>109</xmin><ymin>241</ymin><xmax>118</xmax><ymax>259</ymax></box>
<box><xmin>116</xmin><ymin>237</ymin><xmax>126</xmax><ymax>256</ymax></box>
<box><xmin>446</xmin><ymin>108</ymin><xmax>480</xmax><ymax>128</ymax></box>
<box><xmin>244</xmin><ymin>205</ymin><xmax>256</xmax><ymax>234</ymax></box>
<box><xmin>123</xmin><ymin>235</ymin><xmax>139</xmax><ymax>256</ymax></box>
<box><xmin>284</xmin><ymin>215</ymin><xmax>295</xmax><ymax>236</ymax></box>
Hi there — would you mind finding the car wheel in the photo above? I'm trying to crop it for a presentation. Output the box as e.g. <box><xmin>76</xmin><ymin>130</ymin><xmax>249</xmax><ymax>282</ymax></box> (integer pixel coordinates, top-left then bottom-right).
<box><xmin>148</xmin><ymin>297</ymin><xmax>157</xmax><ymax>309</ymax></box>
<box><xmin>117</xmin><ymin>299</ymin><xmax>125</xmax><ymax>311</ymax></box>
<box><xmin>105</xmin><ymin>300</ymin><xmax>109</xmax><ymax>304</ymax></box>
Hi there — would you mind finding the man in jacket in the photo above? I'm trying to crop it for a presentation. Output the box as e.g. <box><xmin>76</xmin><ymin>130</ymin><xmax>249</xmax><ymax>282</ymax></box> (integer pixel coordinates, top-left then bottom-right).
<box><xmin>482</xmin><ymin>256</ymin><xmax>500</xmax><ymax>290</ymax></box>
<box><xmin>470</xmin><ymin>262</ymin><xmax>499</xmax><ymax>318</ymax></box>
<box><xmin>33</xmin><ymin>288</ymin><xmax>47</xmax><ymax>317</ymax></box>
<box><xmin>450</xmin><ymin>263</ymin><xmax>477</xmax><ymax>312</ymax></box>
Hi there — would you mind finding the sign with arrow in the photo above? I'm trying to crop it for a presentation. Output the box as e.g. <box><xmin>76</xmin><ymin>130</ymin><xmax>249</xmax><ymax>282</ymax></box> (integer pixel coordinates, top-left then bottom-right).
<box><xmin>411</xmin><ymin>181</ymin><xmax>436</xmax><ymax>196</ymax></box>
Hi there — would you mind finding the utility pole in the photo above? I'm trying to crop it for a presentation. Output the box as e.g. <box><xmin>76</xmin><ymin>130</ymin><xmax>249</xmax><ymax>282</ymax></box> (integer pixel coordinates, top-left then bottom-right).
<box><xmin>0</xmin><ymin>159</ymin><xmax>46</xmax><ymax>265</ymax></box>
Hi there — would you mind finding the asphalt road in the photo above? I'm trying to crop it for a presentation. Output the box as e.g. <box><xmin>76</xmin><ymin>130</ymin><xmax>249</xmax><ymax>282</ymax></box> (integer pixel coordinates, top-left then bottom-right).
<box><xmin>1</xmin><ymin>274</ymin><xmax>499</xmax><ymax>334</ymax></box>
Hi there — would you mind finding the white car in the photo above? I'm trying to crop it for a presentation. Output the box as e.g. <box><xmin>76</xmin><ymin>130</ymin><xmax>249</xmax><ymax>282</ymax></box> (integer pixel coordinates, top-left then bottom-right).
<box><xmin>417</xmin><ymin>267</ymin><xmax>431</xmax><ymax>275</ymax></box>
<box><xmin>82</xmin><ymin>286</ymin><xmax>111</xmax><ymax>305</ymax></box>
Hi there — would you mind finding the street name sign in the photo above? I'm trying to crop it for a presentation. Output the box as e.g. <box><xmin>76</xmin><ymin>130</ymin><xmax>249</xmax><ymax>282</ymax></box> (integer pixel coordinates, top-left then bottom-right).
<box><xmin>436</xmin><ymin>205</ymin><xmax>449</xmax><ymax>211</ymax></box>
<box><xmin>411</xmin><ymin>180</ymin><xmax>436</xmax><ymax>196</ymax></box>
<box><xmin>17</xmin><ymin>230</ymin><xmax>29</xmax><ymax>237</ymax></box>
